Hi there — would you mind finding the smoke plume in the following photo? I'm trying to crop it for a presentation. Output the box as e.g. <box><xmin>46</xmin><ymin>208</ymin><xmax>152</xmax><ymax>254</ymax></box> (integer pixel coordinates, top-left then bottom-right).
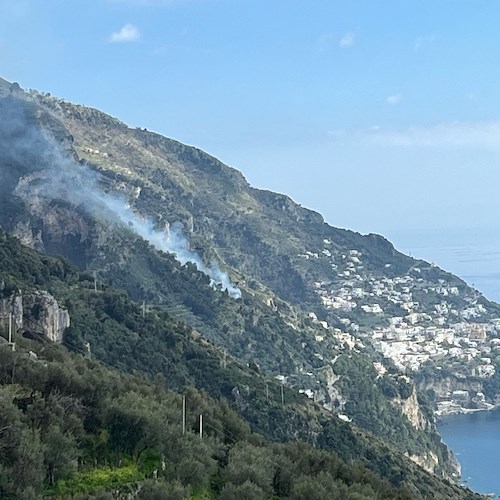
<box><xmin>97</xmin><ymin>196</ymin><xmax>242</xmax><ymax>299</ymax></box>
<box><xmin>0</xmin><ymin>96</ymin><xmax>242</xmax><ymax>299</ymax></box>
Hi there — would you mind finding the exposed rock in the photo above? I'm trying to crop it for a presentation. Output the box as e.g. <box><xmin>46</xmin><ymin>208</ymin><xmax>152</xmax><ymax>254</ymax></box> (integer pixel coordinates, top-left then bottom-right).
<box><xmin>0</xmin><ymin>290</ymin><xmax>70</xmax><ymax>343</ymax></box>
<box><xmin>23</xmin><ymin>291</ymin><xmax>70</xmax><ymax>343</ymax></box>
<box><xmin>392</xmin><ymin>387</ymin><xmax>428</xmax><ymax>430</ymax></box>
<box><xmin>0</xmin><ymin>294</ymin><xmax>23</xmax><ymax>330</ymax></box>
<box><xmin>317</xmin><ymin>365</ymin><xmax>343</xmax><ymax>411</ymax></box>
<box><xmin>417</xmin><ymin>375</ymin><xmax>483</xmax><ymax>399</ymax></box>
<box><xmin>319</xmin><ymin>365</ymin><xmax>340</xmax><ymax>394</ymax></box>
<box><xmin>405</xmin><ymin>448</ymin><xmax>461</xmax><ymax>480</ymax></box>
<box><xmin>405</xmin><ymin>451</ymin><xmax>440</xmax><ymax>475</ymax></box>
<box><xmin>12</xmin><ymin>220</ymin><xmax>45</xmax><ymax>252</ymax></box>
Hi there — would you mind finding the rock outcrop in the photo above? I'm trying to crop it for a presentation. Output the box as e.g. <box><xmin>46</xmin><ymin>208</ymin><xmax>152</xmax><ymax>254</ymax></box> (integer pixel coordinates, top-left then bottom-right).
<box><xmin>0</xmin><ymin>290</ymin><xmax>70</xmax><ymax>343</ymax></box>
<box><xmin>405</xmin><ymin>451</ymin><xmax>440</xmax><ymax>475</ymax></box>
<box><xmin>392</xmin><ymin>387</ymin><xmax>428</xmax><ymax>431</ymax></box>
<box><xmin>417</xmin><ymin>374</ymin><xmax>483</xmax><ymax>398</ymax></box>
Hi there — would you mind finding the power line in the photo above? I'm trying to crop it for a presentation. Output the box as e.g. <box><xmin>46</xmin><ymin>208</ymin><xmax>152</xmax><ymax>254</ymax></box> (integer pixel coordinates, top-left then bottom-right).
<box><xmin>47</xmin><ymin>340</ymin><xmax>324</xmax><ymax>485</ymax></box>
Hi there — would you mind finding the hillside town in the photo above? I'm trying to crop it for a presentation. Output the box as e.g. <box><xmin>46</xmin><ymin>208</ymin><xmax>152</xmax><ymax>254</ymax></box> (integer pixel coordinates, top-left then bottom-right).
<box><xmin>299</xmin><ymin>240</ymin><xmax>500</xmax><ymax>413</ymax></box>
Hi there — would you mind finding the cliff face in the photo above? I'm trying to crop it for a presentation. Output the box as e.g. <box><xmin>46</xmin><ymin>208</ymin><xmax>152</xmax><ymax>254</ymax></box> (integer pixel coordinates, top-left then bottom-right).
<box><xmin>395</xmin><ymin>390</ymin><xmax>460</xmax><ymax>476</ymax></box>
<box><xmin>0</xmin><ymin>290</ymin><xmax>70</xmax><ymax>343</ymax></box>
<box><xmin>392</xmin><ymin>386</ymin><xmax>429</xmax><ymax>431</ymax></box>
<box><xmin>405</xmin><ymin>451</ymin><xmax>440</xmax><ymax>475</ymax></box>
<box><xmin>416</xmin><ymin>375</ymin><xmax>484</xmax><ymax>399</ymax></box>
<box><xmin>405</xmin><ymin>449</ymin><xmax>461</xmax><ymax>480</ymax></box>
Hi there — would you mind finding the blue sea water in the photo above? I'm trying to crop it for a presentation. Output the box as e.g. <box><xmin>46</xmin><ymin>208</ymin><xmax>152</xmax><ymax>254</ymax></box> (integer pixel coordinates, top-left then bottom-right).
<box><xmin>438</xmin><ymin>410</ymin><xmax>500</xmax><ymax>498</ymax></box>
<box><xmin>389</xmin><ymin>228</ymin><xmax>500</xmax><ymax>303</ymax></box>
<box><xmin>395</xmin><ymin>230</ymin><xmax>500</xmax><ymax>497</ymax></box>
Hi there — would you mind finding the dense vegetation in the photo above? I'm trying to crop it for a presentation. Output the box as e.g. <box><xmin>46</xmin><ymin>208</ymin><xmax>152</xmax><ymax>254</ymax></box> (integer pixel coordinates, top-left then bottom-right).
<box><xmin>0</xmin><ymin>90</ymin><xmax>492</xmax><ymax>481</ymax></box>
<box><xmin>0</xmin><ymin>159</ymin><xmax>456</xmax><ymax>469</ymax></box>
<box><xmin>0</xmin><ymin>84</ymin><xmax>490</xmax><ymax>498</ymax></box>
<box><xmin>0</xmin><ymin>230</ymin><xmax>449</xmax><ymax>462</ymax></box>
<box><xmin>0</xmin><ymin>342</ymin><xmax>424</xmax><ymax>499</ymax></box>
<box><xmin>0</xmin><ymin>231</ymin><xmax>481</xmax><ymax>498</ymax></box>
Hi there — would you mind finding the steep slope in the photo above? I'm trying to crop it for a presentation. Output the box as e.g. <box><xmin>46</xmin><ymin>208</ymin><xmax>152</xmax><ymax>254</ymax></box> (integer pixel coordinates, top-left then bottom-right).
<box><xmin>0</xmin><ymin>78</ymin><xmax>495</xmax><ymax>477</ymax></box>
<box><xmin>25</xmin><ymin>85</ymin><xmax>500</xmax><ymax>362</ymax></box>
<box><xmin>0</xmin><ymin>230</ymin><xmax>480</xmax><ymax>499</ymax></box>
<box><xmin>30</xmin><ymin>89</ymin><xmax>500</xmax><ymax>423</ymax></box>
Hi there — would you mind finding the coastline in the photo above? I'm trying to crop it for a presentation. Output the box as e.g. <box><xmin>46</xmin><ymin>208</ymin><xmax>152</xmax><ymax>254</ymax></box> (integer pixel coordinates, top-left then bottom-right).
<box><xmin>437</xmin><ymin>408</ymin><xmax>500</xmax><ymax>499</ymax></box>
<box><xmin>435</xmin><ymin>403</ymin><xmax>500</xmax><ymax>420</ymax></box>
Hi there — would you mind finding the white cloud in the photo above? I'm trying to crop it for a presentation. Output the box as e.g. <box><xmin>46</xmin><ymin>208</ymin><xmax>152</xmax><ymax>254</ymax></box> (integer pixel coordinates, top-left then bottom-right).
<box><xmin>327</xmin><ymin>121</ymin><xmax>500</xmax><ymax>153</ymax></box>
<box><xmin>339</xmin><ymin>31</ymin><xmax>357</xmax><ymax>48</ymax></box>
<box><xmin>386</xmin><ymin>94</ymin><xmax>402</xmax><ymax>105</ymax></box>
<box><xmin>365</xmin><ymin>121</ymin><xmax>500</xmax><ymax>150</ymax></box>
<box><xmin>414</xmin><ymin>34</ymin><xmax>437</xmax><ymax>52</ymax></box>
<box><xmin>109</xmin><ymin>24</ymin><xmax>140</xmax><ymax>43</ymax></box>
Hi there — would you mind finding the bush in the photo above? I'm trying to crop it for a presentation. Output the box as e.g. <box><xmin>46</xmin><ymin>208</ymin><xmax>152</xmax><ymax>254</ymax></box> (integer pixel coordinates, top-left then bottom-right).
<box><xmin>137</xmin><ymin>479</ymin><xmax>190</xmax><ymax>500</ymax></box>
<box><xmin>48</xmin><ymin>465</ymin><xmax>144</xmax><ymax>495</ymax></box>
<box><xmin>219</xmin><ymin>480</ymin><xmax>266</xmax><ymax>500</ymax></box>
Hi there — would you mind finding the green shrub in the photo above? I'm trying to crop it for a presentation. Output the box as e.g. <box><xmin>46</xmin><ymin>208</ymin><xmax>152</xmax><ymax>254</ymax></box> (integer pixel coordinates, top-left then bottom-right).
<box><xmin>48</xmin><ymin>465</ymin><xmax>144</xmax><ymax>495</ymax></box>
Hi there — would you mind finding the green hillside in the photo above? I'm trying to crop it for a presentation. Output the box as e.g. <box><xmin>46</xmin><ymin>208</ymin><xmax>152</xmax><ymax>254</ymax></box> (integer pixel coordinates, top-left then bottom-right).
<box><xmin>0</xmin><ymin>78</ymin><xmax>494</xmax><ymax>497</ymax></box>
<box><xmin>0</xmin><ymin>231</ymin><xmax>480</xmax><ymax>499</ymax></box>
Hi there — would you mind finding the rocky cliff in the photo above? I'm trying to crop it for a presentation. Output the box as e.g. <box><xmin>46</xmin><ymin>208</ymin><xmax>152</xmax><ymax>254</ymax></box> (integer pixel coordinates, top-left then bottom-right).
<box><xmin>392</xmin><ymin>384</ymin><xmax>429</xmax><ymax>431</ymax></box>
<box><xmin>0</xmin><ymin>289</ymin><xmax>70</xmax><ymax>343</ymax></box>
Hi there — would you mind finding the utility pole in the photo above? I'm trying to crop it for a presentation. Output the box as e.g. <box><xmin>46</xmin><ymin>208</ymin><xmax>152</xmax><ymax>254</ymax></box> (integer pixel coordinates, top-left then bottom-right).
<box><xmin>222</xmin><ymin>349</ymin><xmax>227</xmax><ymax>369</ymax></box>
<box><xmin>93</xmin><ymin>271</ymin><xmax>97</xmax><ymax>292</ymax></box>
<box><xmin>85</xmin><ymin>342</ymin><xmax>91</xmax><ymax>360</ymax></box>
<box><xmin>142</xmin><ymin>301</ymin><xmax>146</xmax><ymax>318</ymax></box>
<box><xmin>265</xmin><ymin>383</ymin><xmax>269</xmax><ymax>401</ymax></box>
<box><xmin>281</xmin><ymin>383</ymin><xmax>284</xmax><ymax>405</ymax></box>
<box><xmin>8</xmin><ymin>313</ymin><xmax>15</xmax><ymax>352</ymax></box>
<box><xmin>199</xmin><ymin>414</ymin><xmax>203</xmax><ymax>439</ymax></box>
<box><xmin>182</xmin><ymin>395</ymin><xmax>186</xmax><ymax>435</ymax></box>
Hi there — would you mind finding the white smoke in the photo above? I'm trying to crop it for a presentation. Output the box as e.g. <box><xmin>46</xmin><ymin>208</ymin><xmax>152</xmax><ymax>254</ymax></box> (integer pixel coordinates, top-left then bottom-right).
<box><xmin>2</xmin><ymin>99</ymin><xmax>241</xmax><ymax>298</ymax></box>
<box><xmin>97</xmin><ymin>195</ymin><xmax>242</xmax><ymax>299</ymax></box>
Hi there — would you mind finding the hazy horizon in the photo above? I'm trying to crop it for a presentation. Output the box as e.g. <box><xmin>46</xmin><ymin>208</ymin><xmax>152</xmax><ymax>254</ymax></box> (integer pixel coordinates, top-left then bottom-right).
<box><xmin>1</xmin><ymin>0</ymin><xmax>499</xmax><ymax>301</ymax></box>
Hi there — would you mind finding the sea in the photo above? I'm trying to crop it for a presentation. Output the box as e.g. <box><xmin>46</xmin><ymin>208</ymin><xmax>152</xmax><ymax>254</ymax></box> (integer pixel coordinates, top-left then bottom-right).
<box><xmin>438</xmin><ymin>410</ymin><xmax>500</xmax><ymax>498</ymax></box>
<box><xmin>393</xmin><ymin>228</ymin><xmax>500</xmax><ymax>497</ymax></box>
<box><xmin>389</xmin><ymin>228</ymin><xmax>500</xmax><ymax>303</ymax></box>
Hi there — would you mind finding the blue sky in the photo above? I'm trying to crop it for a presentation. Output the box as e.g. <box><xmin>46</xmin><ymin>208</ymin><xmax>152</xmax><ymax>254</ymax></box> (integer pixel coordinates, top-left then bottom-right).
<box><xmin>2</xmin><ymin>0</ymin><xmax>500</xmax><ymax>292</ymax></box>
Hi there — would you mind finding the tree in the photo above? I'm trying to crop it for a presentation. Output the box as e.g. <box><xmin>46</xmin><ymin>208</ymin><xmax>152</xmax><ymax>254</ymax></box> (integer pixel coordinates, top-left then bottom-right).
<box><xmin>219</xmin><ymin>480</ymin><xmax>266</xmax><ymax>500</ymax></box>
<box><xmin>222</xmin><ymin>443</ymin><xmax>275</xmax><ymax>495</ymax></box>
<box><xmin>290</xmin><ymin>472</ymin><xmax>347</xmax><ymax>500</ymax></box>
<box><xmin>137</xmin><ymin>479</ymin><xmax>190</xmax><ymax>500</ymax></box>
<box><xmin>43</xmin><ymin>425</ymin><xmax>77</xmax><ymax>485</ymax></box>
<box><xmin>162</xmin><ymin>433</ymin><xmax>217</xmax><ymax>489</ymax></box>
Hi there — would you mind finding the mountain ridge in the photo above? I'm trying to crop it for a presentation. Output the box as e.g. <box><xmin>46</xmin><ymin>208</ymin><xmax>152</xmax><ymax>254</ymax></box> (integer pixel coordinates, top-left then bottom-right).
<box><xmin>1</xmin><ymin>77</ymin><xmax>498</xmax><ymax>490</ymax></box>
